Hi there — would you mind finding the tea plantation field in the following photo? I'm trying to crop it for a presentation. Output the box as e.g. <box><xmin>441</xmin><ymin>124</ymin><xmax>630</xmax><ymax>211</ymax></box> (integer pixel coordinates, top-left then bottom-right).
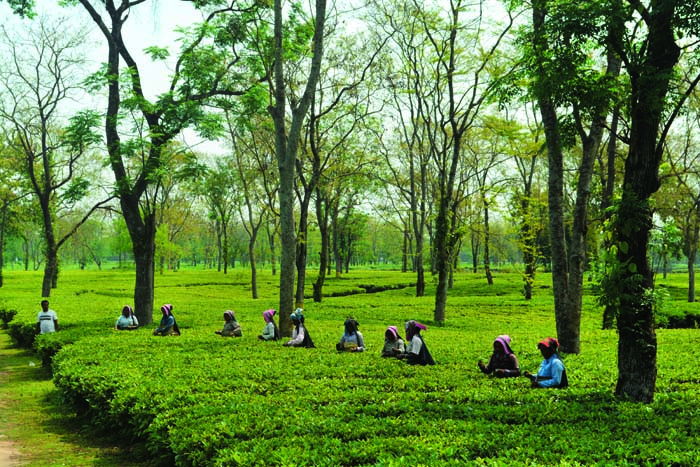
<box><xmin>2</xmin><ymin>268</ymin><xmax>700</xmax><ymax>466</ymax></box>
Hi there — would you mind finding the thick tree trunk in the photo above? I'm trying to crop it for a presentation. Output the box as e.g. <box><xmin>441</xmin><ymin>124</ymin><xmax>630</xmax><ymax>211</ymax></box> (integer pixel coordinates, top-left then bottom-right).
<box><xmin>132</xmin><ymin>226</ymin><xmax>156</xmax><ymax>326</ymax></box>
<box><xmin>614</xmin><ymin>0</ymin><xmax>680</xmax><ymax>403</ymax></box>
<box><xmin>433</xmin><ymin>146</ymin><xmax>460</xmax><ymax>322</ymax></box>
<box><xmin>533</xmin><ymin>1</ymin><xmax>569</xmax><ymax>345</ymax></box>
<box><xmin>270</xmin><ymin>0</ymin><xmax>326</xmax><ymax>336</ymax></box>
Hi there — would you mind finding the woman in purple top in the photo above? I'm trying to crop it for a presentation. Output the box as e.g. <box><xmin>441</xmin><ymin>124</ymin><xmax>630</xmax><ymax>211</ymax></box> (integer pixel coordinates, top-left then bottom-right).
<box><xmin>478</xmin><ymin>335</ymin><xmax>521</xmax><ymax>377</ymax></box>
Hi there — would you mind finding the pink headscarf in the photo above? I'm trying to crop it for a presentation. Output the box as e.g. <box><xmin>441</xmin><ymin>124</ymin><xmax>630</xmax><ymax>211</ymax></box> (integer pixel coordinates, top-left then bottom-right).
<box><xmin>494</xmin><ymin>335</ymin><xmax>513</xmax><ymax>355</ymax></box>
<box><xmin>386</xmin><ymin>326</ymin><xmax>399</xmax><ymax>340</ymax></box>
<box><xmin>263</xmin><ymin>309</ymin><xmax>276</xmax><ymax>323</ymax></box>
<box><xmin>161</xmin><ymin>304</ymin><xmax>173</xmax><ymax>316</ymax></box>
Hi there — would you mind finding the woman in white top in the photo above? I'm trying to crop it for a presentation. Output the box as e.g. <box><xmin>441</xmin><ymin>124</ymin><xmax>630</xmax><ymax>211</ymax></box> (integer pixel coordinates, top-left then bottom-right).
<box><xmin>258</xmin><ymin>309</ymin><xmax>280</xmax><ymax>341</ymax></box>
<box><xmin>283</xmin><ymin>308</ymin><xmax>315</xmax><ymax>348</ymax></box>
<box><xmin>398</xmin><ymin>320</ymin><xmax>435</xmax><ymax>365</ymax></box>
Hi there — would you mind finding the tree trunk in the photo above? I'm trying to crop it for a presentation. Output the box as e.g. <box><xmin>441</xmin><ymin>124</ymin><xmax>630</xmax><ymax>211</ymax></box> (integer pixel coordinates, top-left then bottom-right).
<box><xmin>614</xmin><ymin>0</ymin><xmax>680</xmax><ymax>403</ymax></box>
<box><xmin>532</xmin><ymin>0</ymin><xmax>569</xmax><ymax>345</ymax></box>
<box><xmin>313</xmin><ymin>193</ymin><xmax>329</xmax><ymax>302</ymax></box>
<box><xmin>0</xmin><ymin>199</ymin><xmax>7</xmax><ymax>288</ymax></box>
<box><xmin>601</xmin><ymin>106</ymin><xmax>620</xmax><ymax>329</ymax></box>
<box><xmin>249</xmin><ymin>236</ymin><xmax>258</xmax><ymax>299</ymax></box>
<box><xmin>129</xmin><ymin>212</ymin><xmax>157</xmax><ymax>326</ymax></box>
<box><xmin>483</xmin><ymin>204</ymin><xmax>493</xmax><ymax>285</ymax></box>
<box><xmin>41</xmin><ymin>208</ymin><xmax>57</xmax><ymax>298</ymax></box>
<box><xmin>270</xmin><ymin>0</ymin><xmax>327</xmax><ymax>336</ymax></box>
<box><xmin>401</xmin><ymin>229</ymin><xmax>408</xmax><ymax>273</ymax></box>
<box><xmin>414</xmin><ymin>222</ymin><xmax>425</xmax><ymax>296</ymax></box>
<box><xmin>295</xmin><ymin>201</ymin><xmax>310</xmax><ymax>307</ymax></box>
<box><xmin>471</xmin><ymin>230</ymin><xmax>480</xmax><ymax>273</ymax></box>
<box><xmin>688</xmin><ymin>211</ymin><xmax>699</xmax><ymax>303</ymax></box>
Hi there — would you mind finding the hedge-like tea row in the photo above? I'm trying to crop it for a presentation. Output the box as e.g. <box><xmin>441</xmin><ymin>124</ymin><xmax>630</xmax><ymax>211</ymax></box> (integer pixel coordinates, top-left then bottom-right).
<box><xmin>52</xmin><ymin>326</ymin><xmax>700</xmax><ymax>467</ymax></box>
<box><xmin>6</xmin><ymin>269</ymin><xmax>700</xmax><ymax>465</ymax></box>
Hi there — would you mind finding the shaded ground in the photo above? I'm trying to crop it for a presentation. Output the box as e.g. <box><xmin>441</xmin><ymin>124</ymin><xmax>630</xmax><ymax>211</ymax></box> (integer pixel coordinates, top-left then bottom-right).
<box><xmin>0</xmin><ymin>331</ymin><xmax>146</xmax><ymax>467</ymax></box>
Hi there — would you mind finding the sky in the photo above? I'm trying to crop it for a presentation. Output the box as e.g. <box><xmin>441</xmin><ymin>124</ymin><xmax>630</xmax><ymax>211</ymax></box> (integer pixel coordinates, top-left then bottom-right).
<box><xmin>1</xmin><ymin>0</ymin><xmax>224</xmax><ymax>155</ymax></box>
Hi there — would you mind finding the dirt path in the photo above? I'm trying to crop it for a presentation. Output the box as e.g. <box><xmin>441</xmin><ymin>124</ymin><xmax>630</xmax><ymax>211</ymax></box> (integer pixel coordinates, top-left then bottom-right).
<box><xmin>0</xmin><ymin>343</ymin><xmax>24</xmax><ymax>467</ymax></box>
<box><xmin>0</xmin><ymin>439</ymin><xmax>21</xmax><ymax>467</ymax></box>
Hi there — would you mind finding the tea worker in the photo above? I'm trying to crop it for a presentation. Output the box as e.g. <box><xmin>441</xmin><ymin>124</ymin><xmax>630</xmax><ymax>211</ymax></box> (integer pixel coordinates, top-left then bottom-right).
<box><xmin>397</xmin><ymin>320</ymin><xmax>435</xmax><ymax>365</ymax></box>
<box><xmin>336</xmin><ymin>318</ymin><xmax>365</xmax><ymax>352</ymax></box>
<box><xmin>215</xmin><ymin>310</ymin><xmax>242</xmax><ymax>337</ymax></box>
<box><xmin>115</xmin><ymin>305</ymin><xmax>139</xmax><ymax>330</ymax></box>
<box><xmin>35</xmin><ymin>299</ymin><xmax>58</xmax><ymax>335</ymax></box>
<box><xmin>258</xmin><ymin>309</ymin><xmax>280</xmax><ymax>341</ymax></box>
<box><xmin>381</xmin><ymin>325</ymin><xmax>405</xmax><ymax>358</ymax></box>
<box><xmin>283</xmin><ymin>308</ymin><xmax>315</xmax><ymax>348</ymax></box>
<box><xmin>153</xmin><ymin>304</ymin><xmax>181</xmax><ymax>336</ymax></box>
<box><xmin>478</xmin><ymin>335</ymin><xmax>520</xmax><ymax>377</ymax></box>
<box><xmin>523</xmin><ymin>337</ymin><xmax>568</xmax><ymax>388</ymax></box>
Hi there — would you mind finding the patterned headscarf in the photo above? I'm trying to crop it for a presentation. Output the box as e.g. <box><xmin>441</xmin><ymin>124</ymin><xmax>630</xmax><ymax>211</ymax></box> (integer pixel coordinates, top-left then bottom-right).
<box><xmin>386</xmin><ymin>326</ymin><xmax>399</xmax><ymax>341</ymax></box>
<box><xmin>263</xmin><ymin>309</ymin><xmax>276</xmax><ymax>323</ymax></box>
<box><xmin>494</xmin><ymin>335</ymin><xmax>513</xmax><ymax>355</ymax></box>
<box><xmin>291</xmin><ymin>308</ymin><xmax>304</xmax><ymax>323</ymax></box>
<box><xmin>161</xmin><ymin>304</ymin><xmax>173</xmax><ymax>316</ymax></box>
<box><xmin>224</xmin><ymin>310</ymin><xmax>235</xmax><ymax>321</ymax></box>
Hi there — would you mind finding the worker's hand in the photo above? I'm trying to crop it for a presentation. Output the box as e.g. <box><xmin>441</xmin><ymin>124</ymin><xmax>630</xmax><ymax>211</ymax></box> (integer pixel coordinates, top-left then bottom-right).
<box><xmin>478</xmin><ymin>360</ymin><xmax>485</xmax><ymax>369</ymax></box>
<box><xmin>494</xmin><ymin>369</ymin><xmax>505</xmax><ymax>377</ymax></box>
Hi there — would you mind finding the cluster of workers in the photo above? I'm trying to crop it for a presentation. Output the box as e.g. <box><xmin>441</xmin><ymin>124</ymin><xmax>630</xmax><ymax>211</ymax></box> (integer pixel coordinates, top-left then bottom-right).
<box><xmin>38</xmin><ymin>300</ymin><xmax>568</xmax><ymax>387</ymax></box>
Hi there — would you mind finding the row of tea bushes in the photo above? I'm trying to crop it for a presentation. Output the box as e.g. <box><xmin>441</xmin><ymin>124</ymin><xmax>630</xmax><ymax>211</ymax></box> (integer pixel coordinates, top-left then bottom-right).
<box><xmin>51</xmin><ymin>327</ymin><xmax>700</xmax><ymax>467</ymax></box>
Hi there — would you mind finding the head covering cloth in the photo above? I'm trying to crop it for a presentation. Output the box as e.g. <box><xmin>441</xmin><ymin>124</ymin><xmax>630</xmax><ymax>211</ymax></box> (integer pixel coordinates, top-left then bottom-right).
<box><xmin>344</xmin><ymin>318</ymin><xmax>359</xmax><ymax>336</ymax></box>
<box><xmin>224</xmin><ymin>310</ymin><xmax>236</xmax><ymax>321</ymax></box>
<box><xmin>494</xmin><ymin>335</ymin><xmax>513</xmax><ymax>355</ymax></box>
<box><xmin>537</xmin><ymin>337</ymin><xmax>559</xmax><ymax>351</ymax></box>
<box><xmin>291</xmin><ymin>308</ymin><xmax>304</xmax><ymax>324</ymax></box>
<box><xmin>263</xmin><ymin>309</ymin><xmax>276</xmax><ymax>323</ymax></box>
<box><xmin>386</xmin><ymin>325</ymin><xmax>400</xmax><ymax>341</ymax></box>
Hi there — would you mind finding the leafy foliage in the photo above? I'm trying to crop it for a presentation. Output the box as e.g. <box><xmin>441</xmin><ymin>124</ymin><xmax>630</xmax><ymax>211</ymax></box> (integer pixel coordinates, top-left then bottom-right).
<box><xmin>0</xmin><ymin>308</ymin><xmax>18</xmax><ymax>328</ymax></box>
<box><xmin>3</xmin><ymin>269</ymin><xmax>700</xmax><ymax>466</ymax></box>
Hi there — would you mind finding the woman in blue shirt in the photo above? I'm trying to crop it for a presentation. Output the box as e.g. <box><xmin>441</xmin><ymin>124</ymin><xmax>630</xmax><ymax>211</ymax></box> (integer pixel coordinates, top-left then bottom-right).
<box><xmin>524</xmin><ymin>337</ymin><xmax>568</xmax><ymax>388</ymax></box>
<box><xmin>153</xmin><ymin>304</ymin><xmax>181</xmax><ymax>336</ymax></box>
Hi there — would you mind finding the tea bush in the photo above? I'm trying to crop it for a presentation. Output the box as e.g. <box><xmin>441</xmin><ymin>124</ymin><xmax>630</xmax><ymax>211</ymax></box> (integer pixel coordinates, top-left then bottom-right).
<box><xmin>0</xmin><ymin>308</ymin><xmax>18</xmax><ymax>328</ymax></box>
<box><xmin>4</xmin><ymin>269</ymin><xmax>700</xmax><ymax>466</ymax></box>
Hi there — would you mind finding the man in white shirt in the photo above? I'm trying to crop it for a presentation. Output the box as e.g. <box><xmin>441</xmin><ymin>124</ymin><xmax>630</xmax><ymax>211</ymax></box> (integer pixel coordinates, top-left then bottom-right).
<box><xmin>35</xmin><ymin>299</ymin><xmax>58</xmax><ymax>334</ymax></box>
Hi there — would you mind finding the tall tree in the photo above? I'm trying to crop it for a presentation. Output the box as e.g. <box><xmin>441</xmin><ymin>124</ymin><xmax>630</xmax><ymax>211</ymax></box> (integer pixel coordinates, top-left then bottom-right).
<box><xmin>47</xmin><ymin>0</ymin><xmax>264</xmax><ymax>324</ymax></box>
<box><xmin>580</xmin><ymin>0</ymin><xmax>700</xmax><ymax>402</ymax></box>
<box><xmin>0</xmin><ymin>19</ymin><xmax>112</xmax><ymax>296</ymax></box>
<box><xmin>269</xmin><ymin>0</ymin><xmax>327</xmax><ymax>334</ymax></box>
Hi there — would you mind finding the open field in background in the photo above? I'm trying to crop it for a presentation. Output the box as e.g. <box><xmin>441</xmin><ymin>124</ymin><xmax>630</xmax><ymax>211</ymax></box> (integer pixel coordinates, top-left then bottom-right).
<box><xmin>1</xmin><ymin>268</ymin><xmax>700</xmax><ymax>466</ymax></box>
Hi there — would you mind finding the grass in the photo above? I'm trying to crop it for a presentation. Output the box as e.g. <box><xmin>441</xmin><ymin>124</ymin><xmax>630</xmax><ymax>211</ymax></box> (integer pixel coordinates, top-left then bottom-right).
<box><xmin>0</xmin><ymin>331</ymin><xmax>150</xmax><ymax>467</ymax></box>
<box><xmin>1</xmin><ymin>267</ymin><xmax>700</xmax><ymax>465</ymax></box>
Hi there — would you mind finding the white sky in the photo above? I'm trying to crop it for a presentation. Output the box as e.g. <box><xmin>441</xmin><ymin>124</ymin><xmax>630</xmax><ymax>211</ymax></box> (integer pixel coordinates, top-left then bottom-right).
<box><xmin>1</xmin><ymin>0</ymin><xmax>223</xmax><ymax>155</ymax></box>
